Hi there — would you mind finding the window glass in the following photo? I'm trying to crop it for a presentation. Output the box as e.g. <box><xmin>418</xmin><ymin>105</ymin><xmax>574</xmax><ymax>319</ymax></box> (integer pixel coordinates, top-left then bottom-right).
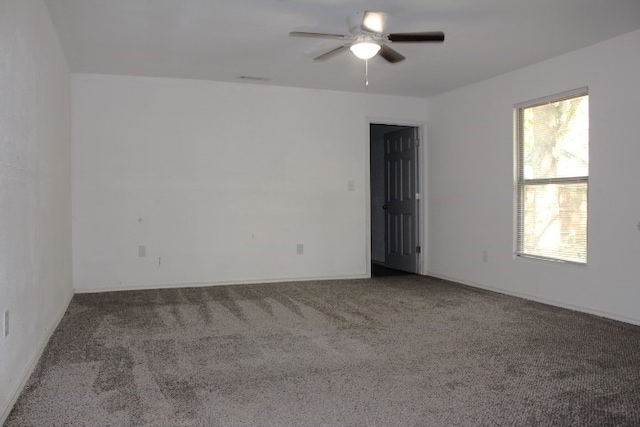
<box><xmin>522</xmin><ymin>95</ymin><xmax>589</xmax><ymax>180</ymax></box>
<box><xmin>516</xmin><ymin>90</ymin><xmax>588</xmax><ymax>264</ymax></box>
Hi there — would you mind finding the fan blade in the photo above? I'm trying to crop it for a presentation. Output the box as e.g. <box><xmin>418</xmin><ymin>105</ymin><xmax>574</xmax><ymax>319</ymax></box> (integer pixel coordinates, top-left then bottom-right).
<box><xmin>362</xmin><ymin>11</ymin><xmax>387</xmax><ymax>33</ymax></box>
<box><xmin>289</xmin><ymin>31</ymin><xmax>346</xmax><ymax>40</ymax></box>
<box><xmin>314</xmin><ymin>44</ymin><xmax>350</xmax><ymax>61</ymax></box>
<box><xmin>388</xmin><ymin>31</ymin><xmax>445</xmax><ymax>43</ymax></box>
<box><xmin>378</xmin><ymin>44</ymin><xmax>405</xmax><ymax>63</ymax></box>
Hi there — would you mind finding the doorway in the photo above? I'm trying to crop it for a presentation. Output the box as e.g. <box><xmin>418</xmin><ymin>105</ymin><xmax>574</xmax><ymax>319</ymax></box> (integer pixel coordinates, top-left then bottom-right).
<box><xmin>370</xmin><ymin>123</ymin><xmax>421</xmax><ymax>276</ymax></box>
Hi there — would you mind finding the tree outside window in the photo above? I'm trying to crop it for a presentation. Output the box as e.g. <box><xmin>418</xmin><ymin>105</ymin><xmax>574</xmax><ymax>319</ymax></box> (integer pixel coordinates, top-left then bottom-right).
<box><xmin>516</xmin><ymin>89</ymin><xmax>589</xmax><ymax>263</ymax></box>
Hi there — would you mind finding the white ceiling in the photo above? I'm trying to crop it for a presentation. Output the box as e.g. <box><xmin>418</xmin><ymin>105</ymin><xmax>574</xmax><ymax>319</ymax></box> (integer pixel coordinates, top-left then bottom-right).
<box><xmin>45</xmin><ymin>0</ymin><xmax>640</xmax><ymax>98</ymax></box>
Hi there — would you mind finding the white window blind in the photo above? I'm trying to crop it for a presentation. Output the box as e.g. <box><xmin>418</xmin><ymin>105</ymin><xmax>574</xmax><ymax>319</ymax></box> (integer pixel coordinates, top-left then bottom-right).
<box><xmin>516</xmin><ymin>88</ymin><xmax>589</xmax><ymax>264</ymax></box>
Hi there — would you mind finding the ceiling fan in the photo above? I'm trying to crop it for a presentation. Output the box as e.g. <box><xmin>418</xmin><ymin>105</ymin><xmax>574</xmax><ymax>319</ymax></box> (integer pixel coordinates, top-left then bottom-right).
<box><xmin>289</xmin><ymin>11</ymin><xmax>444</xmax><ymax>63</ymax></box>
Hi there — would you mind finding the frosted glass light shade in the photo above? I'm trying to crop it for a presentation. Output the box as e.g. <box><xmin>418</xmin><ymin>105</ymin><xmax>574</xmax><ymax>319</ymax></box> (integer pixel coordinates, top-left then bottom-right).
<box><xmin>350</xmin><ymin>42</ymin><xmax>381</xmax><ymax>60</ymax></box>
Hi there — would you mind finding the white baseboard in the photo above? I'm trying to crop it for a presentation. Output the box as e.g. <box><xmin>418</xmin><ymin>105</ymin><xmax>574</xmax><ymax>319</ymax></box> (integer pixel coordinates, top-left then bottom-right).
<box><xmin>426</xmin><ymin>271</ymin><xmax>640</xmax><ymax>327</ymax></box>
<box><xmin>0</xmin><ymin>290</ymin><xmax>74</xmax><ymax>425</ymax></box>
<box><xmin>74</xmin><ymin>274</ymin><xmax>371</xmax><ymax>294</ymax></box>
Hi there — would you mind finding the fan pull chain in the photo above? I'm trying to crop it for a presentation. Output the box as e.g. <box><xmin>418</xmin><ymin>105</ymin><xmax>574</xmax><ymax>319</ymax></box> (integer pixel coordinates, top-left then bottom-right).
<box><xmin>365</xmin><ymin>58</ymin><xmax>369</xmax><ymax>88</ymax></box>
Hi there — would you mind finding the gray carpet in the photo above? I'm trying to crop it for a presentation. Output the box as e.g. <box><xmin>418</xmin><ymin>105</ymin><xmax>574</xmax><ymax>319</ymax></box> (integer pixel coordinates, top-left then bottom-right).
<box><xmin>6</xmin><ymin>276</ymin><xmax>640</xmax><ymax>426</ymax></box>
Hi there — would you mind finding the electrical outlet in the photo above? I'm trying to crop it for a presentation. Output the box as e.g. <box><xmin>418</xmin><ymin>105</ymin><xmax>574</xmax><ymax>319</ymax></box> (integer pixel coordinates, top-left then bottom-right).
<box><xmin>296</xmin><ymin>243</ymin><xmax>304</xmax><ymax>255</ymax></box>
<box><xmin>3</xmin><ymin>311</ymin><xmax>8</xmax><ymax>337</ymax></box>
<box><xmin>138</xmin><ymin>245</ymin><xmax>146</xmax><ymax>257</ymax></box>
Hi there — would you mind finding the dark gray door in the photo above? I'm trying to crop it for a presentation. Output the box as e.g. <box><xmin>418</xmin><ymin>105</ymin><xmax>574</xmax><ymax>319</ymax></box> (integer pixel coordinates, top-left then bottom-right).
<box><xmin>384</xmin><ymin>127</ymin><xmax>419</xmax><ymax>273</ymax></box>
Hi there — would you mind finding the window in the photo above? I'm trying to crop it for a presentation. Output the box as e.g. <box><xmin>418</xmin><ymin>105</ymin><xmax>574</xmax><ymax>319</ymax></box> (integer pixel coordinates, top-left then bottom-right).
<box><xmin>516</xmin><ymin>88</ymin><xmax>589</xmax><ymax>263</ymax></box>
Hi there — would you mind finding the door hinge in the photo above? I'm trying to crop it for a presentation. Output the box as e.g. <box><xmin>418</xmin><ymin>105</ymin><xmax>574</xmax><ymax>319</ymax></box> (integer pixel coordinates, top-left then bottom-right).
<box><xmin>416</xmin><ymin>246</ymin><xmax>421</xmax><ymax>253</ymax></box>
<box><xmin>416</xmin><ymin>192</ymin><xmax>421</xmax><ymax>200</ymax></box>
<box><xmin>415</xmin><ymin>139</ymin><xmax>420</xmax><ymax>147</ymax></box>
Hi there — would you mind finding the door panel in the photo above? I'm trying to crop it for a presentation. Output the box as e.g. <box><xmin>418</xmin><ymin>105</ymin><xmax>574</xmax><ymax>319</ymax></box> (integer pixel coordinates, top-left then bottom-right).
<box><xmin>384</xmin><ymin>127</ymin><xmax>419</xmax><ymax>273</ymax></box>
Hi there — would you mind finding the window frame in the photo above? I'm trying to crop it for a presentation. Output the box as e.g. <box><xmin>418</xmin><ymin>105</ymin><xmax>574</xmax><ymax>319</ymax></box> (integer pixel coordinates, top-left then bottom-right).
<box><xmin>514</xmin><ymin>87</ymin><xmax>589</xmax><ymax>265</ymax></box>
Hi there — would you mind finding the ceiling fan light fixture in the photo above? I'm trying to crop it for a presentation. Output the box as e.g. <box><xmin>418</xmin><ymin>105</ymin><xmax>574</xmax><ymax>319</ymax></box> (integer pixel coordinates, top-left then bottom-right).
<box><xmin>350</xmin><ymin>42</ymin><xmax>381</xmax><ymax>60</ymax></box>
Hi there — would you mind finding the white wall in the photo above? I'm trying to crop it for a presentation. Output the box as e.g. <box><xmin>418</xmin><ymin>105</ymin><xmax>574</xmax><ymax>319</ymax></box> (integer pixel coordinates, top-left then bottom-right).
<box><xmin>426</xmin><ymin>29</ymin><xmax>640</xmax><ymax>324</ymax></box>
<box><xmin>0</xmin><ymin>0</ymin><xmax>73</xmax><ymax>422</ymax></box>
<box><xmin>72</xmin><ymin>74</ymin><xmax>427</xmax><ymax>292</ymax></box>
